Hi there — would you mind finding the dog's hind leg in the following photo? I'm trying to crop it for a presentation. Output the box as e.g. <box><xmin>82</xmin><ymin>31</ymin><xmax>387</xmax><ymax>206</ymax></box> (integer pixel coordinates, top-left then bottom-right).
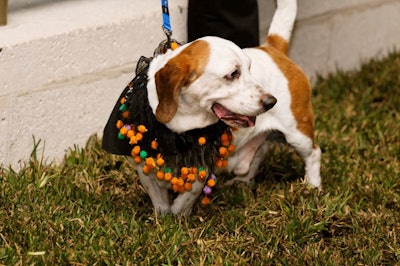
<box><xmin>302</xmin><ymin>145</ymin><xmax>322</xmax><ymax>188</ymax></box>
<box><xmin>283</xmin><ymin>129</ymin><xmax>322</xmax><ymax>189</ymax></box>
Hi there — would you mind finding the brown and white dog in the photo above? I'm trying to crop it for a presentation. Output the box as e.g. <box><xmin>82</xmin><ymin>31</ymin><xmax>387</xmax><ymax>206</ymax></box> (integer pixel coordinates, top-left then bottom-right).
<box><xmin>132</xmin><ymin>0</ymin><xmax>321</xmax><ymax>215</ymax></box>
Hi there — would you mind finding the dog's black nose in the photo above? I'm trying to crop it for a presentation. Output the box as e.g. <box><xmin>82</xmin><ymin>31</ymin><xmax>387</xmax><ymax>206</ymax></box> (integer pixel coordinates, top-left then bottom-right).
<box><xmin>261</xmin><ymin>94</ymin><xmax>277</xmax><ymax>111</ymax></box>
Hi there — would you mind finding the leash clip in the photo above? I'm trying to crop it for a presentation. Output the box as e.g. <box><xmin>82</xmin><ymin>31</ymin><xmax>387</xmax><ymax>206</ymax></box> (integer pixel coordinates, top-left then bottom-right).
<box><xmin>162</xmin><ymin>25</ymin><xmax>172</xmax><ymax>47</ymax></box>
<box><xmin>156</xmin><ymin>0</ymin><xmax>183</xmax><ymax>56</ymax></box>
<box><xmin>153</xmin><ymin>38</ymin><xmax>184</xmax><ymax>57</ymax></box>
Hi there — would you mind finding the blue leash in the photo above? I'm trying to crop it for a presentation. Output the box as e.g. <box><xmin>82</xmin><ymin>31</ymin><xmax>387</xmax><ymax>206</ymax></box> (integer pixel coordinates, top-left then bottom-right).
<box><xmin>161</xmin><ymin>0</ymin><xmax>172</xmax><ymax>44</ymax></box>
<box><xmin>156</xmin><ymin>0</ymin><xmax>183</xmax><ymax>54</ymax></box>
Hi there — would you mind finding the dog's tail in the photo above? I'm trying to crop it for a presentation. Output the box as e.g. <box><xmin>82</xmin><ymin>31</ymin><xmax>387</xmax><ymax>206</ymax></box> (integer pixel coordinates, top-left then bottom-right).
<box><xmin>263</xmin><ymin>0</ymin><xmax>297</xmax><ymax>54</ymax></box>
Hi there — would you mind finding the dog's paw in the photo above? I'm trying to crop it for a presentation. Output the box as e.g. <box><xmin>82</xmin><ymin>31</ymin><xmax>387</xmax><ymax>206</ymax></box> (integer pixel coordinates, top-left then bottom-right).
<box><xmin>170</xmin><ymin>204</ymin><xmax>193</xmax><ymax>217</ymax></box>
<box><xmin>304</xmin><ymin>182</ymin><xmax>323</xmax><ymax>193</ymax></box>
<box><xmin>303</xmin><ymin>173</ymin><xmax>322</xmax><ymax>190</ymax></box>
<box><xmin>154</xmin><ymin>204</ymin><xmax>171</xmax><ymax>216</ymax></box>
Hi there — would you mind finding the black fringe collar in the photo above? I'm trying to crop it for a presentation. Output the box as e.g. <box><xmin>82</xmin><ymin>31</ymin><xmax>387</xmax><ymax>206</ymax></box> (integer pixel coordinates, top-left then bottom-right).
<box><xmin>102</xmin><ymin>56</ymin><xmax>231</xmax><ymax>175</ymax></box>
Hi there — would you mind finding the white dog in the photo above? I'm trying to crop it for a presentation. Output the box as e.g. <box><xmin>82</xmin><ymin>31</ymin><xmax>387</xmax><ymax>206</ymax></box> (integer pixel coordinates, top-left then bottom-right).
<box><xmin>103</xmin><ymin>0</ymin><xmax>321</xmax><ymax>216</ymax></box>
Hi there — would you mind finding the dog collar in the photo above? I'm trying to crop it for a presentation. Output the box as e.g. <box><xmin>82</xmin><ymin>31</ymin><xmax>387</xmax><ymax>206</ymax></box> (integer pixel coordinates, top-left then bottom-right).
<box><xmin>102</xmin><ymin>56</ymin><xmax>235</xmax><ymax>205</ymax></box>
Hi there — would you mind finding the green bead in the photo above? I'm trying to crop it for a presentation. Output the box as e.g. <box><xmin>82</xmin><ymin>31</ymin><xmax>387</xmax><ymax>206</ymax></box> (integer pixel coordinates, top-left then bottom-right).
<box><xmin>119</xmin><ymin>104</ymin><xmax>127</xmax><ymax>111</ymax></box>
<box><xmin>139</xmin><ymin>150</ymin><xmax>148</xmax><ymax>159</ymax></box>
<box><xmin>164</xmin><ymin>167</ymin><xmax>172</xmax><ymax>173</ymax></box>
<box><xmin>118</xmin><ymin>133</ymin><xmax>125</xmax><ymax>139</ymax></box>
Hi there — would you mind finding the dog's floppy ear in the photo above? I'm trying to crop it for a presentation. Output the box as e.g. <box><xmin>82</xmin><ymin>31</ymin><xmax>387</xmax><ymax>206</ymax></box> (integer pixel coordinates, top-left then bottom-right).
<box><xmin>154</xmin><ymin>55</ymin><xmax>194</xmax><ymax>123</ymax></box>
<box><xmin>154</xmin><ymin>40</ymin><xmax>210</xmax><ymax>124</ymax></box>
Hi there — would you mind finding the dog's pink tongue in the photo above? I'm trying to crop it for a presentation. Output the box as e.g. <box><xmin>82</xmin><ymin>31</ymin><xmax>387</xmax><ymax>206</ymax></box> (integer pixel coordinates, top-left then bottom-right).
<box><xmin>212</xmin><ymin>103</ymin><xmax>256</xmax><ymax>127</ymax></box>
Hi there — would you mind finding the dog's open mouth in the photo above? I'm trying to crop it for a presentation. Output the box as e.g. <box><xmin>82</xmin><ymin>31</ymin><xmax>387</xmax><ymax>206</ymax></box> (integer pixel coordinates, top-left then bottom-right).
<box><xmin>212</xmin><ymin>103</ymin><xmax>256</xmax><ymax>127</ymax></box>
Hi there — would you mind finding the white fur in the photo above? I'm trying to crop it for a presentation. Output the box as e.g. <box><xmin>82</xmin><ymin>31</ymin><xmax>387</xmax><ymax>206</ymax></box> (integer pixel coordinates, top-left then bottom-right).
<box><xmin>128</xmin><ymin>0</ymin><xmax>321</xmax><ymax>216</ymax></box>
<box><xmin>266</xmin><ymin>0</ymin><xmax>297</xmax><ymax>42</ymax></box>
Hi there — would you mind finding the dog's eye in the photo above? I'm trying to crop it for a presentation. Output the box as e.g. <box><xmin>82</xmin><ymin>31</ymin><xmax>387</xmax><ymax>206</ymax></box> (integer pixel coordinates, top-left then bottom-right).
<box><xmin>224</xmin><ymin>69</ymin><xmax>241</xmax><ymax>81</ymax></box>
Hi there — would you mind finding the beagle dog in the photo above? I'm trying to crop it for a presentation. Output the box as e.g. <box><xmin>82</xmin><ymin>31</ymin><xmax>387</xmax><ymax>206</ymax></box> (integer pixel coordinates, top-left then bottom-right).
<box><xmin>103</xmin><ymin>0</ymin><xmax>321</xmax><ymax>216</ymax></box>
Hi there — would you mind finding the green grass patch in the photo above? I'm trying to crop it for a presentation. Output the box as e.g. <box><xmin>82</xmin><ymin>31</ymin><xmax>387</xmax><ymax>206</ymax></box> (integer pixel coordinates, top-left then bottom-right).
<box><xmin>1</xmin><ymin>52</ymin><xmax>400</xmax><ymax>265</ymax></box>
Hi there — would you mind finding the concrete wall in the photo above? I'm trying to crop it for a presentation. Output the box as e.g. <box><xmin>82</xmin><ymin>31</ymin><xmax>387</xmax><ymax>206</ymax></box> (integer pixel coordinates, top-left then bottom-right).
<box><xmin>259</xmin><ymin>0</ymin><xmax>400</xmax><ymax>77</ymax></box>
<box><xmin>1</xmin><ymin>0</ymin><xmax>400</xmax><ymax>168</ymax></box>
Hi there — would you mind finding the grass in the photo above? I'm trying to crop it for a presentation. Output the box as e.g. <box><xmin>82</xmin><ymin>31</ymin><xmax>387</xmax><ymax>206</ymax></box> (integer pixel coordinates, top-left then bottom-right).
<box><xmin>1</xmin><ymin>52</ymin><xmax>400</xmax><ymax>265</ymax></box>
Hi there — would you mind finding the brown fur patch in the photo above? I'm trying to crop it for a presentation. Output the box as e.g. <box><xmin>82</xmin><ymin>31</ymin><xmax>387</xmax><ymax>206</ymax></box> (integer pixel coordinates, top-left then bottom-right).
<box><xmin>155</xmin><ymin>40</ymin><xmax>210</xmax><ymax>123</ymax></box>
<box><xmin>266</xmin><ymin>34</ymin><xmax>289</xmax><ymax>54</ymax></box>
<box><xmin>258</xmin><ymin>45</ymin><xmax>315</xmax><ymax>145</ymax></box>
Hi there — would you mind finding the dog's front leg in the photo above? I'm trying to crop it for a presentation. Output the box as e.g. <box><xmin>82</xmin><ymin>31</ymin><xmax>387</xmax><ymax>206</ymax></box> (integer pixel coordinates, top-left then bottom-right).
<box><xmin>303</xmin><ymin>146</ymin><xmax>322</xmax><ymax>188</ymax></box>
<box><xmin>136</xmin><ymin>169</ymin><xmax>171</xmax><ymax>215</ymax></box>
<box><xmin>226</xmin><ymin>133</ymin><xmax>267</xmax><ymax>185</ymax></box>
<box><xmin>225</xmin><ymin>141</ymin><xmax>269</xmax><ymax>186</ymax></box>
<box><xmin>171</xmin><ymin>179</ymin><xmax>204</xmax><ymax>216</ymax></box>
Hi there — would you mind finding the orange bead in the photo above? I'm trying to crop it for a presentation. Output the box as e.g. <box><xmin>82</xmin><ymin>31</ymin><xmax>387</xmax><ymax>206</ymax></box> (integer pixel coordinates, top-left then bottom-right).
<box><xmin>127</xmin><ymin>130</ymin><xmax>135</xmax><ymax>138</ymax></box>
<box><xmin>164</xmin><ymin>172</ymin><xmax>172</xmax><ymax>181</ymax></box>
<box><xmin>216</xmin><ymin>159</ymin><xmax>224</xmax><ymax>168</ymax></box>
<box><xmin>145</xmin><ymin>157</ymin><xmax>155</xmax><ymax>167</ymax></box>
<box><xmin>171</xmin><ymin>41</ymin><xmax>179</xmax><ymax>50</ymax></box>
<box><xmin>137</xmin><ymin>125</ymin><xmax>147</xmax><ymax>133</ymax></box>
<box><xmin>142</xmin><ymin>165</ymin><xmax>150</xmax><ymax>175</ymax></box>
<box><xmin>132</xmin><ymin>145</ymin><xmax>140</xmax><ymax>155</ymax></box>
<box><xmin>122</xmin><ymin>111</ymin><xmax>129</xmax><ymax>118</ymax></box>
<box><xmin>221</xmin><ymin>133</ymin><xmax>229</xmax><ymax>142</ymax></box>
<box><xmin>207</xmin><ymin>179</ymin><xmax>216</xmax><ymax>187</ymax></box>
<box><xmin>151</xmin><ymin>140</ymin><xmax>158</xmax><ymax>150</ymax></box>
<box><xmin>171</xmin><ymin>177</ymin><xmax>179</xmax><ymax>185</ymax></box>
<box><xmin>177</xmin><ymin>178</ymin><xmax>184</xmax><ymax>187</ymax></box>
<box><xmin>219</xmin><ymin>147</ymin><xmax>228</xmax><ymax>156</ymax></box>
<box><xmin>187</xmin><ymin>173</ymin><xmax>196</xmax><ymax>182</ymax></box>
<box><xmin>156</xmin><ymin>171</ymin><xmax>164</xmax><ymax>180</ymax></box>
<box><xmin>116</xmin><ymin>120</ymin><xmax>124</xmax><ymax>129</ymax></box>
<box><xmin>191</xmin><ymin>167</ymin><xmax>198</xmax><ymax>174</ymax></box>
<box><xmin>156</xmin><ymin>157</ymin><xmax>165</xmax><ymax>167</ymax></box>
<box><xmin>184</xmin><ymin>182</ymin><xmax>192</xmax><ymax>191</ymax></box>
<box><xmin>120</xmin><ymin>127</ymin><xmax>128</xmax><ymax>135</ymax></box>
<box><xmin>136</xmin><ymin>132</ymin><xmax>143</xmax><ymax>141</ymax></box>
<box><xmin>201</xmin><ymin>197</ymin><xmax>211</xmax><ymax>206</ymax></box>
<box><xmin>178</xmin><ymin>185</ymin><xmax>185</xmax><ymax>194</ymax></box>
<box><xmin>228</xmin><ymin>144</ymin><xmax>235</xmax><ymax>152</ymax></box>
<box><xmin>172</xmin><ymin>184</ymin><xmax>180</xmax><ymax>192</ymax></box>
<box><xmin>221</xmin><ymin>139</ymin><xmax>230</xmax><ymax>147</ymax></box>
<box><xmin>198</xmin><ymin>137</ymin><xmax>206</xmax><ymax>145</ymax></box>
<box><xmin>133</xmin><ymin>156</ymin><xmax>141</xmax><ymax>164</ymax></box>
<box><xmin>120</xmin><ymin>98</ymin><xmax>126</xmax><ymax>104</ymax></box>
<box><xmin>181</xmin><ymin>167</ymin><xmax>189</xmax><ymax>175</ymax></box>
<box><xmin>129</xmin><ymin>136</ymin><xmax>138</xmax><ymax>145</ymax></box>
<box><xmin>198</xmin><ymin>170</ymin><xmax>207</xmax><ymax>179</ymax></box>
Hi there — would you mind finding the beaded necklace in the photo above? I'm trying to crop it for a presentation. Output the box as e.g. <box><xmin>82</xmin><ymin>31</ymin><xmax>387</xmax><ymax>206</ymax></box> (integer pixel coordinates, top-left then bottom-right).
<box><xmin>102</xmin><ymin>56</ymin><xmax>235</xmax><ymax>205</ymax></box>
